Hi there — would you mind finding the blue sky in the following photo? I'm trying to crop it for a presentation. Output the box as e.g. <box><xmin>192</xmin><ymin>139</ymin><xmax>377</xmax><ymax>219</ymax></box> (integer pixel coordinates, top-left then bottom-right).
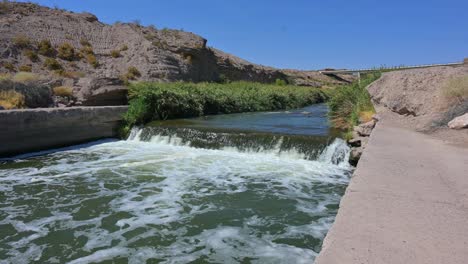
<box><xmin>20</xmin><ymin>0</ymin><xmax>468</xmax><ymax>70</ymax></box>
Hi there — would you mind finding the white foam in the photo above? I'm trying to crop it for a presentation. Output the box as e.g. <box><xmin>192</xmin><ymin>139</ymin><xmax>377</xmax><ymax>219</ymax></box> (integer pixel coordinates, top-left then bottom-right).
<box><xmin>0</xmin><ymin>127</ymin><xmax>352</xmax><ymax>263</ymax></box>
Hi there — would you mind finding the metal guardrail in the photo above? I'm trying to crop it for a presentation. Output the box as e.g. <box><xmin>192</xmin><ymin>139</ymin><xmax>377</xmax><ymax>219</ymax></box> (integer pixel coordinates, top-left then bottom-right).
<box><xmin>319</xmin><ymin>61</ymin><xmax>465</xmax><ymax>75</ymax></box>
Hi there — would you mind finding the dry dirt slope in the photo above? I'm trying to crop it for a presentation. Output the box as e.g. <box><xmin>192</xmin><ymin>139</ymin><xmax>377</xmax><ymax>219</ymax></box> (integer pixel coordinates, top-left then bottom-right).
<box><xmin>0</xmin><ymin>2</ymin><xmax>348</xmax><ymax>106</ymax></box>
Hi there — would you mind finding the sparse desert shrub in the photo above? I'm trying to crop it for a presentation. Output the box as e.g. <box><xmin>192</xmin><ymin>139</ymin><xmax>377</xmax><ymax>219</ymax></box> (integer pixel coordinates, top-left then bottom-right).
<box><xmin>12</xmin><ymin>72</ymin><xmax>40</xmax><ymax>83</ymax></box>
<box><xmin>126</xmin><ymin>66</ymin><xmax>141</xmax><ymax>80</ymax></box>
<box><xmin>53</xmin><ymin>86</ymin><xmax>73</xmax><ymax>97</ymax></box>
<box><xmin>24</xmin><ymin>50</ymin><xmax>39</xmax><ymax>62</ymax></box>
<box><xmin>120</xmin><ymin>45</ymin><xmax>128</xmax><ymax>51</ymax></box>
<box><xmin>443</xmin><ymin>75</ymin><xmax>468</xmax><ymax>104</ymax></box>
<box><xmin>0</xmin><ymin>90</ymin><xmax>25</xmax><ymax>109</ymax></box>
<box><xmin>3</xmin><ymin>62</ymin><xmax>16</xmax><ymax>72</ymax></box>
<box><xmin>85</xmin><ymin>53</ymin><xmax>99</xmax><ymax>68</ymax></box>
<box><xmin>110</xmin><ymin>50</ymin><xmax>121</xmax><ymax>58</ymax></box>
<box><xmin>13</xmin><ymin>35</ymin><xmax>31</xmax><ymax>48</ymax></box>
<box><xmin>57</xmin><ymin>42</ymin><xmax>76</xmax><ymax>61</ymax></box>
<box><xmin>37</xmin><ymin>39</ymin><xmax>55</xmax><ymax>56</ymax></box>
<box><xmin>18</xmin><ymin>65</ymin><xmax>32</xmax><ymax>72</ymax></box>
<box><xmin>79</xmin><ymin>45</ymin><xmax>94</xmax><ymax>55</ymax></box>
<box><xmin>44</xmin><ymin>57</ymin><xmax>62</xmax><ymax>70</ymax></box>
<box><xmin>80</xmin><ymin>38</ymin><xmax>91</xmax><ymax>47</ymax></box>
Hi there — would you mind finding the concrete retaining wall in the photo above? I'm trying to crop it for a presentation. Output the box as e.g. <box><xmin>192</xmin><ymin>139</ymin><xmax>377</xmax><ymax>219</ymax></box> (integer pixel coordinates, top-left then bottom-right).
<box><xmin>0</xmin><ymin>106</ymin><xmax>128</xmax><ymax>157</ymax></box>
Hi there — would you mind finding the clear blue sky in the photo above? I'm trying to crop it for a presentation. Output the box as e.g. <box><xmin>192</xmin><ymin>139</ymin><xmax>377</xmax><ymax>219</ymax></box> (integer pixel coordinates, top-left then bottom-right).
<box><xmin>20</xmin><ymin>0</ymin><xmax>468</xmax><ymax>70</ymax></box>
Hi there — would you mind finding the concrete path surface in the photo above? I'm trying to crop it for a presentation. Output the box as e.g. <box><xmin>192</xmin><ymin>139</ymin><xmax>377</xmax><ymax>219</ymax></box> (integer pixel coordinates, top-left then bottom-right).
<box><xmin>315</xmin><ymin>119</ymin><xmax>468</xmax><ymax>264</ymax></box>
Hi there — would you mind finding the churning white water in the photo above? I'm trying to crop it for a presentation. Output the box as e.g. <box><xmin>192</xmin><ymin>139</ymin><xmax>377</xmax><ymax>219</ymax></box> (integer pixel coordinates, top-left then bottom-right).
<box><xmin>0</xmin><ymin>105</ymin><xmax>352</xmax><ymax>263</ymax></box>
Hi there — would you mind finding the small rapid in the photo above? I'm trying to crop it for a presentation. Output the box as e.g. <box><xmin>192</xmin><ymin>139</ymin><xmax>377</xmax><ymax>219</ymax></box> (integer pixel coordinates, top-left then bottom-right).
<box><xmin>0</xmin><ymin>105</ymin><xmax>352</xmax><ymax>263</ymax></box>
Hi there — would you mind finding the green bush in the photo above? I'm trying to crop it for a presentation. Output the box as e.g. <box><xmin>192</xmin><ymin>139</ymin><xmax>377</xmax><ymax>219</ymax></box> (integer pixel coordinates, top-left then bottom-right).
<box><xmin>124</xmin><ymin>81</ymin><xmax>326</xmax><ymax>127</ymax></box>
<box><xmin>275</xmin><ymin>78</ymin><xmax>287</xmax><ymax>86</ymax></box>
<box><xmin>57</xmin><ymin>43</ymin><xmax>76</xmax><ymax>61</ymax></box>
<box><xmin>327</xmin><ymin>73</ymin><xmax>381</xmax><ymax>130</ymax></box>
<box><xmin>37</xmin><ymin>40</ymin><xmax>55</xmax><ymax>56</ymax></box>
<box><xmin>44</xmin><ymin>58</ymin><xmax>62</xmax><ymax>70</ymax></box>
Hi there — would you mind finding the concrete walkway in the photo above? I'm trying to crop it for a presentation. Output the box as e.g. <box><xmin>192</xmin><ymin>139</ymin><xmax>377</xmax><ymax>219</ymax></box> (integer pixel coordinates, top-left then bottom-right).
<box><xmin>315</xmin><ymin>119</ymin><xmax>468</xmax><ymax>264</ymax></box>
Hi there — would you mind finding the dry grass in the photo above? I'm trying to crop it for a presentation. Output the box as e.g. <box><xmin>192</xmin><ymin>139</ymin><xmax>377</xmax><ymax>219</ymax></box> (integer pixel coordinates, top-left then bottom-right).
<box><xmin>85</xmin><ymin>53</ymin><xmax>99</xmax><ymax>68</ymax></box>
<box><xmin>13</xmin><ymin>35</ymin><xmax>31</xmax><ymax>48</ymax></box>
<box><xmin>359</xmin><ymin>110</ymin><xmax>374</xmax><ymax>123</ymax></box>
<box><xmin>0</xmin><ymin>73</ymin><xmax>12</xmax><ymax>81</ymax></box>
<box><xmin>0</xmin><ymin>90</ymin><xmax>25</xmax><ymax>109</ymax></box>
<box><xmin>24</xmin><ymin>49</ymin><xmax>39</xmax><ymax>62</ymax></box>
<box><xmin>443</xmin><ymin>75</ymin><xmax>468</xmax><ymax>103</ymax></box>
<box><xmin>12</xmin><ymin>72</ymin><xmax>40</xmax><ymax>83</ymax></box>
<box><xmin>53</xmin><ymin>86</ymin><xmax>73</xmax><ymax>97</ymax></box>
<box><xmin>3</xmin><ymin>62</ymin><xmax>15</xmax><ymax>71</ymax></box>
<box><xmin>18</xmin><ymin>65</ymin><xmax>32</xmax><ymax>72</ymax></box>
<box><xmin>80</xmin><ymin>38</ymin><xmax>91</xmax><ymax>47</ymax></box>
<box><xmin>37</xmin><ymin>39</ymin><xmax>55</xmax><ymax>56</ymax></box>
<box><xmin>44</xmin><ymin>58</ymin><xmax>62</xmax><ymax>70</ymax></box>
<box><xmin>110</xmin><ymin>50</ymin><xmax>121</xmax><ymax>58</ymax></box>
<box><xmin>57</xmin><ymin>42</ymin><xmax>76</xmax><ymax>61</ymax></box>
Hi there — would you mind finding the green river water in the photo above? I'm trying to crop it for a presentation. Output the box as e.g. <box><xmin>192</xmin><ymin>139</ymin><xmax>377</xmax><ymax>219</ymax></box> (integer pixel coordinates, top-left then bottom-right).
<box><xmin>0</xmin><ymin>104</ymin><xmax>352</xmax><ymax>263</ymax></box>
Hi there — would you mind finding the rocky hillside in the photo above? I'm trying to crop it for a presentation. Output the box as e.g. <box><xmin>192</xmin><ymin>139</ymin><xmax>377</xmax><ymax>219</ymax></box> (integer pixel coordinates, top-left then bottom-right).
<box><xmin>367</xmin><ymin>65</ymin><xmax>468</xmax><ymax>132</ymax></box>
<box><xmin>0</xmin><ymin>2</ymin><xmax>349</xmax><ymax>107</ymax></box>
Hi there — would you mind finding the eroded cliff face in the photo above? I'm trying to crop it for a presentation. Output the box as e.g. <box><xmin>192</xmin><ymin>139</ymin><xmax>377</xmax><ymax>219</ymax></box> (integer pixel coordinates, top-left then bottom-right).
<box><xmin>0</xmin><ymin>2</ymin><xmax>348</xmax><ymax>106</ymax></box>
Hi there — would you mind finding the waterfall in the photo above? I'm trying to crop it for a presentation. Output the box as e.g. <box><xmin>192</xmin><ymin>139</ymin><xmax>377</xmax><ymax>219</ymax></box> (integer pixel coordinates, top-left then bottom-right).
<box><xmin>126</xmin><ymin>126</ymin><xmax>351</xmax><ymax>166</ymax></box>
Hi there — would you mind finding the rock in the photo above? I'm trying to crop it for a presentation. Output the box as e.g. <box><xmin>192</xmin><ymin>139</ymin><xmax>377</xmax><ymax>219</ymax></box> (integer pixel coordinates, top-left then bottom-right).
<box><xmin>372</xmin><ymin>114</ymin><xmax>380</xmax><ymax>121</ymax></box>
<box><xmin>349</xmin><ymin>147</ymin><xmax>363</xmax><ymax>166</ymax></box>
<box><xmin>354</xmin><ymin>119</ymin><xmax>376</xmax><ymax>137</ymax></box>
<box><xmin>348</xmin><ymin>136</ymin><xmax>369</xmax><ymax>148</ymax></box>
<box><xmin>348</xmin><ymin>138</ymin><xmax>362</xmax><ymax>147</ymax></box>
<box><xmin>448</xmin><ymin>113</ymin><xmax>468</xmax><ymax>129</ymax></box>
<box><xmin>80</xmin><ymin>12</ymin><xmax>98</xmax><ymax>22</ymax></box>
<box><xmin>0</xmin><ymin>79</ymin><xmax>53</xmax><ymax>108</ymax></box>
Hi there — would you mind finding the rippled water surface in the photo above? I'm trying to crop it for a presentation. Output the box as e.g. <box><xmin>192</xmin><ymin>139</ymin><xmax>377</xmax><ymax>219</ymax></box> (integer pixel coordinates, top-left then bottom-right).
<box><xmin>0</xmin><ymin>104</ymin><xmax>351</xmax><ymax>263</ymax></box>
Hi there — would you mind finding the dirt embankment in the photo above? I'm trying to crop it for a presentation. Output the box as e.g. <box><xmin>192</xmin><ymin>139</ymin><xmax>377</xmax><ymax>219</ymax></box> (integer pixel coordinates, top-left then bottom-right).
<box><xmin>367</xmin><ymin>65</ymin><xmax>468</xmax><ymax>145</ymax></box>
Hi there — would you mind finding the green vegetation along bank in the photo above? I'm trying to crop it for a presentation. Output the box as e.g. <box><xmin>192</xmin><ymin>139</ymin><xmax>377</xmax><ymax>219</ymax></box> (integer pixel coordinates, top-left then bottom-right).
<box><xmin>122</xmin><ymin>81</ymin><xmax>328</xmax><ymax>134</ymax></box>
<box><xmin>327</xmin><ymin>73</ymin><xmax>381</xmax><ymax>135</ymax></box>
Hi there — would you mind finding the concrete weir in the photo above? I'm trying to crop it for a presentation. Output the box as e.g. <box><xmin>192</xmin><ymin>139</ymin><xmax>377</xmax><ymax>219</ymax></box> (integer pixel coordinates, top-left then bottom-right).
<box><xmin>0</xmin><ymin>106</ymin><xmax>128</xmax><ymax>157</ymax></box>
<box><xmin>315</xmin><ymin>119</ymin><xmax>468</xmax><ymax>264</ymax></box>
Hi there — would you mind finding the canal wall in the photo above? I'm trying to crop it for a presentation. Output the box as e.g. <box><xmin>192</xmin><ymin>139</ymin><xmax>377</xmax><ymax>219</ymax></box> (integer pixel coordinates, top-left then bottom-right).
<box><xmin>0</xmin><ymin>106</ymin><xmax>128</xmax><ymax>157</ymax></box>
